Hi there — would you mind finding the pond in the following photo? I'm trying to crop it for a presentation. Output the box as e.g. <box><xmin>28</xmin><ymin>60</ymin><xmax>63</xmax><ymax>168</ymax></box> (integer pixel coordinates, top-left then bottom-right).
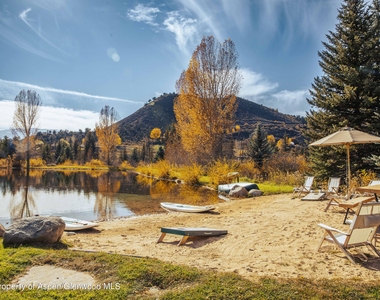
<box><xmin>0</xmin><ymin>169</ymin><xmax>220</xmax><ymax>227</ymax></box>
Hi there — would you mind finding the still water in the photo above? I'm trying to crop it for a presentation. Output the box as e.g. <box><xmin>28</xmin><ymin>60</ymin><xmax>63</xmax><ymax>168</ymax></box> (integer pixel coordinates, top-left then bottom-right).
<box><xmin>0</xmin><ymin>169</ymin><xmax>220</xmax><ymax>227</ymax></box>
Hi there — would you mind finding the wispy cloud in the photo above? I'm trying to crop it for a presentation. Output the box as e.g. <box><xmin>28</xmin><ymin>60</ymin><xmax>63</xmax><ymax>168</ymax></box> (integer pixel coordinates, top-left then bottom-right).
<box><xmin>0</xmin><ymin>79</ymin><xmax>143</xmax><ymax>129</ymax></box>
<box><xmin>0</xmin><ymin>100</ymin><xmax>99</xmax><ymax>131</ymax></box>
<box><xmin>127</xmin><ymin>4</ymin><xmax>160</xmax><ymax>26</ymax></box>
<box><xmin>0</xmin><ymin>79</ymin><xmax>141</xmax><ymax>104</ymax></box>
<box><xmin>0</xmin><ymin>9</ymin><xmax>62</xmax><ymax>62</ymax></box>
<box><xmin>239</xmin><ymin>68</ymin><xmax>278</xmax><ymax>97</ymax></box>
<box><xmin>255</xmin><ymin>0</ymin><xmax>341</xmax><ymax>48</ymax></box>
<box><xmin>19</xmin><ymin>8</ymin><xmax>69</xmax><ymax>55</ymax></box>
<box><xmin>238</xmin><ymin>69</ymin><xmax>310</xmax><ymax>116</ymax></box>
<box><xmin>163</xmin><ymin>11</ymin><xmax>198</xmax><ymax>56</ymax></box>
<box><xmin>267</xmin><ymin>90</ymin><xmax>311</xmax><ymax>116</ymax></box>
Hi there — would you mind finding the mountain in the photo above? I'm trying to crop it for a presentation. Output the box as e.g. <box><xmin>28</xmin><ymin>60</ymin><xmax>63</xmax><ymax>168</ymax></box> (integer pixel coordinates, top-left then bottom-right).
<box><xmin>118</xmin><ymin>93</ymin><xmax>306</xmax><ymax>144</ymax></box>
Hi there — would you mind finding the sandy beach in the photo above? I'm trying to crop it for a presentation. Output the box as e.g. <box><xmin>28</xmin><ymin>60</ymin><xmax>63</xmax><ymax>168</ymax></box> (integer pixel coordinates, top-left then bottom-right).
<box><xmin>63</xmin><ymin>193</ymin><xmax>380</xmax><ymax>281</ymax></box>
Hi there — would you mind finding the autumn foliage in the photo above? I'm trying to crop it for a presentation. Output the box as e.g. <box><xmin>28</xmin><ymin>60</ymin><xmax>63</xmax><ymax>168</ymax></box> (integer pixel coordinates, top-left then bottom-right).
<box><xmin>95</xmin><ymin>106</ymin><xmax>121</xmax><ymax>165</ymax></box>
<box><xmin>174</xmin><ymin>36</ymin><xmax>242</xmax><ymax>164</ymax></box>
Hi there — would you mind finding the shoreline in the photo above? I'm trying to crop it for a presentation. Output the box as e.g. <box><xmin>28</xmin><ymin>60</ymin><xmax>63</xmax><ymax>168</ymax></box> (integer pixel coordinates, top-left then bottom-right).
<box><xmin>63</xmin><ymin>193</ymin><xmax>380</xmax><ymax>281</ymax></box>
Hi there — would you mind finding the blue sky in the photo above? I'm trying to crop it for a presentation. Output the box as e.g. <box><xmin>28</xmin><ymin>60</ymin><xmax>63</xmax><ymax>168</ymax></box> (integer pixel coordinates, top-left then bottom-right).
<box><xmin>0</xmin><ymin>0</ymin><xmax>342</xmax><ymax>132</ymax></box>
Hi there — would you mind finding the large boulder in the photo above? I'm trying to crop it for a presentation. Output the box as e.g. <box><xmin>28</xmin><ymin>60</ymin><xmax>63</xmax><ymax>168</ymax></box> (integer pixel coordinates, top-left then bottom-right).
<box><xmin>3</xmin><ymin>216</ymin><xmax>65</xmax><ymax>246</ymax></box>
<box><xmin>229</xmin><ymin>186</ymin><xmax>248</xmax><ymax>198</ymax></box>
<box><xmin>248</xmin><ymin>189</ymin><xmax>264</xmax><ymax>197</ymax></box>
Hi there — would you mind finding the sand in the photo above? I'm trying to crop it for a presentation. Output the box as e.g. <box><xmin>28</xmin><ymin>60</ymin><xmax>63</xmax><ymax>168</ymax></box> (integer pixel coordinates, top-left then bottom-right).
<box><xmin>57</xmin><ymin>193</ymin><xmax>380</xmax><ymax>281</ymax></box>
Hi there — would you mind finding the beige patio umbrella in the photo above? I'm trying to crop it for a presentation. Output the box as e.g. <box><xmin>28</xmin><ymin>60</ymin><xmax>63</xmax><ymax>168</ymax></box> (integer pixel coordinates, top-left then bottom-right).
<box><xmin>309</xmin><ymin>126</ymin><xmax>380</xmax><ymax>190</ymax></box>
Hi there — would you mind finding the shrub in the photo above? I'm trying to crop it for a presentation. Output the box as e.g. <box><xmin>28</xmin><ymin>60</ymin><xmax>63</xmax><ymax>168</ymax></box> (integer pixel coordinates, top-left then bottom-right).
<box><xmin>264</xmin><ymin>152</ymin><xmax>309</xmax><ymax>174</ymax></box>
<box><xmin>207</xmin><ymin>160</ymin><xmax>239</xmax><ymax>185</ymax></box>
<box><xmin>85</xmin><ymin>159</ymin><xmax>106</xmax><ymax>167</ymax></box>
<box><xmin>28</xmin><ymin>158</ymin><xmax>46</xmax><ymax>167</ymax></box>
<box><xmin>119</xmin><ymin>161</ymin><xmax>134</xmax><ymax>171</ymax></box>
<box><xmin>136</xmin><ymin>163</ymin><xmax>154</xmax><ymax>177</ymax></box>
<box><xmin>153</xmin><ymin>160</ymin><xmax>172</xmax><ymax>179</ymax></box>
<box><xmin>180</xmin><ymin>164</ymin><xmax>203</xmax><ymax>185</ymax></box>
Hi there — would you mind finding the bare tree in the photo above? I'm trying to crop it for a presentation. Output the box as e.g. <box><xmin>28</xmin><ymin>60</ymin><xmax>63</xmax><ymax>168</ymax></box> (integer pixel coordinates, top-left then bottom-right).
<box><xmin>12</xmin><ymin>90</ymin><xmax>42</xmax><ymax>174</ymax></box>
<box><xmin>95</xmin><ymin>105</ymin><xmax>121</xmax><ymax>165</ymax></box>
<box><xmin>174</xmin><ymin>36</ymin><xmax>242</xmax><ymax>164</ymax></box>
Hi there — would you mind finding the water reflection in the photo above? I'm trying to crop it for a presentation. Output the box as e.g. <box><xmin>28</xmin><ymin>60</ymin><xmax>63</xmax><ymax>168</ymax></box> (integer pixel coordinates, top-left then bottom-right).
<box><xmin>95</xmin><ymin>172</ymin><xmax>119</xmax><ymax>221</ymax></box>
<box><xmin>9</xmin><ymin>174</ymin><xmax>36</xmax><ymax>220</ymax></box>
<box><xmin>0</xmin><ymin>169</ymin><xmax>220</xmax><ymax>226</ymax></box>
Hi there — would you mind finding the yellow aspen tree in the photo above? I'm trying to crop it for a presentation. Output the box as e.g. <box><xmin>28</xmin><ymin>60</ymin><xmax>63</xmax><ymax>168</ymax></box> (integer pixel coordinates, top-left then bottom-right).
<box><xmin>95</xmin><ymin>106</ymin><xmax>121</xmax><ymax>166</ymax></box>
<box><xmin>150</xmin><ymin>128</ymin><xmax>161</xmax><ymax>139</ymax></box>
<box><xmin>174</xmin><ymin>36</ymin><xmax>242</xmax><ymax>164</ymax></box>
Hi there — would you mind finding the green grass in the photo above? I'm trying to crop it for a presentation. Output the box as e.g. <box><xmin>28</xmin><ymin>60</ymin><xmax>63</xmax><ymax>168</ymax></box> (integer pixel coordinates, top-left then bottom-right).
<box><xmin>257</xmin><ymin>182</ymin><xmax>294</xmax><ymax>194</ymax></box>
<box><xmin>1</xmin><ymin>242</ymin><xmax>380</xmax><ymax>299</ymax></box>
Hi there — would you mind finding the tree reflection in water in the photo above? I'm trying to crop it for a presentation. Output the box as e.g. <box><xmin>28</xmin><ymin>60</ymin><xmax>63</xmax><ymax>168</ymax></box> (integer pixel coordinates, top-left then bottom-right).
<box><xmin>9</xmin><ymin>174</ymin><xmax>36</xmax><ymax>220</ymax></box>
<box><xmin>95</xmin><ymin>172</ymin><xmax>120</xmax><ymax>220</ymax></box>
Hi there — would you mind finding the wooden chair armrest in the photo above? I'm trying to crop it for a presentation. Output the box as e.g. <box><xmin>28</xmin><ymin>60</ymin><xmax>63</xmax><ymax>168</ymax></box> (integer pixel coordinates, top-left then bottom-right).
<box><xmin>317</xmin><ymin>223</ymin><xmax>348</xmax><ymax>235</ymax></box>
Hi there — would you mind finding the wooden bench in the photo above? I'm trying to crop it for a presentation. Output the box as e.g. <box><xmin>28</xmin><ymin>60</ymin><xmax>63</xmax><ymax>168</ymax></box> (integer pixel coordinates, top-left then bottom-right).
<box><xmin>157</xmin><ymin>227</ymin><xmax>228</xmax><ymax>246</ymax></box>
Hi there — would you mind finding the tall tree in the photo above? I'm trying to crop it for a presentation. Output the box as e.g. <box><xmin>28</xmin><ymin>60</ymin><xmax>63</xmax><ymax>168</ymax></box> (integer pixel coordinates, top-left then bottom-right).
<box><xmin>12</xmin><ymin>90</ymin><xmax>42</xmax><ymax>175</ymax></box>
<box><xmin>95</xmin><ymin>106</ymin><xmax>121</xmax><ymax>165</ymax></box>
<box><xmin>305</xmin><ymin>0</ymin><xmax>380</xmax><ymax>180</ymax></box>
<box><xmin>246</xmin><ymin>123</ymin><xmax>273</xmax><ymax>169</ymax></box>
<box><xmin>174</xmin><ymin>36</ymin><xmax>242</xmax><ymax>164</ymax></box>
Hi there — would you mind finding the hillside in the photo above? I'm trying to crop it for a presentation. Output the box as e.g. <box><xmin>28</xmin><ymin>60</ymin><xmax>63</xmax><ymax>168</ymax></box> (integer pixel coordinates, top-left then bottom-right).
<box><xmin>118</xmin><ymin>93</ymin><xmax>306</xmax><ymax>144</ymax></box>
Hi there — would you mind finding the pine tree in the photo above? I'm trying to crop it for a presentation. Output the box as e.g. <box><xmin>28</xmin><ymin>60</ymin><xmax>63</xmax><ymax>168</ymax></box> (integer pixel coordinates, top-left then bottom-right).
<box><xmin>246</xmin><ymin>123</ymin><xmax>273</xmax><ymax>169</ymax></box>
<box><xmin>305</xmin><ymin>0</ymin><xmax>380</xmax><ymax>180</ymax></box>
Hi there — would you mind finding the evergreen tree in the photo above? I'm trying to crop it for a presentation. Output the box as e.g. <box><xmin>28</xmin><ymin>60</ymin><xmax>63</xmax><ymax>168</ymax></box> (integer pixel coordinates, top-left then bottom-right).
<box><xmin>154</xmin><ymin>146</ymin><xmax>165</xmax><ymax>161</ymax></box>
<box><xmin>42</xmin><ymin>144</ymin><xmax>52</xmax><ymax>163</ymax></box>
<box><xmin>305</xmin><ymin>0</ymin><xmax>380</xmax><ymax>180</ymax></box>
<box><xmin>131</xmin><ymin>147</ymin><xmax>139</xmax><ymax>163</ymax></box>
<box><xmin>246</xmin><ymin>123</ymin><xmax>273</xmax><ymax>169</ymax></box>
<box><xmin>141</xmin><ymin>143</ymin><xmax>146</xmax><ymax>162</ymax></box>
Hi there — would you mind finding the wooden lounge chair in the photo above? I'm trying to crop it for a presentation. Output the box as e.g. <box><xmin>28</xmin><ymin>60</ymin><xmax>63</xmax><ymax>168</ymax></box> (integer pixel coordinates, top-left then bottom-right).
<box><xmin>317</xmin><ymin>202</ymin><xmax>380</xmax><ymax>263</ymax></box>
<box><xmin>157</xmin><ymin>227</ymin><xmax>228</xmax><ymax>246</ymax></box>
<box><xmin>292</xmin><ymin>176</ymin><xmax>314</xmax><ymax>197</ymax></box>
<box><xmin>324</xmin><ymin>177</ymin><xmax>341</xmax><ymax>197</ymax></box>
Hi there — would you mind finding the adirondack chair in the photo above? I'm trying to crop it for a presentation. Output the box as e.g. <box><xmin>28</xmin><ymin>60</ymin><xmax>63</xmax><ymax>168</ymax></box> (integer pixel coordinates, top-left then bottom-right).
<box><xmin>317</xmin><ymin>202</ymin><xmax>380</xmax><ymax>263</ymax></box>
<box><xmin>292</xmin><ymin>176</ymin><xmax>314</xmax><ymax>197</ymax></box>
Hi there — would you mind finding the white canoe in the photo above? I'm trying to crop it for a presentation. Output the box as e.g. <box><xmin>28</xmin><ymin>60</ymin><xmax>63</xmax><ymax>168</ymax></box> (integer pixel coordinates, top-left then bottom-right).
<box><xmin>217</xmin><ymin>182</ymin><xmax>259</xmax><ymax>193</ymax></box>
<box><xmin>60</xmin><ymin>216</ymin><xmax>99</xmax><ymax>231</ymax></box>
<box><xmin>160</xmin><ymin>202</ymin><xmax>215</xmax><ymax>213</ymax></box>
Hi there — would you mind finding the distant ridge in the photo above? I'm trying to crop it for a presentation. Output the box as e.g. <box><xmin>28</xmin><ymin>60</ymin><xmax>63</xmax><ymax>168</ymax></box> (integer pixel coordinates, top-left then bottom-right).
<box><xmin>118</xmin><ymin>93</ymin><xmax>306</xmax><ymax>143</ymax></box>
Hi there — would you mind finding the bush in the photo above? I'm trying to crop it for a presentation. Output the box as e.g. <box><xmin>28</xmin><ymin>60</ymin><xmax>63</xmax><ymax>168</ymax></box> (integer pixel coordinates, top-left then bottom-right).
<box><xmin>153</xmin><ymin>160</ymin><xmax>172</xmax><ymax>179</ymax></box>
<box><xmin>207</xmin><ymin>160</ymin><xmax>240</xmax><ymax>185</ymax></box>
<box><xmin>119</xmin><ymin>161</ymin><xmax>134</xmax><ymax>171</ymax></box>
<box><xmin>85</xmin><ymin>159</ymin><xmax>106</xmax><ymax>167</ymax></box>
<box><xmin>264</xmin><ymin>152</ymin><xmax>308</xmax><ymax>174</ymax></box>
<box><xmin>180</xmin><ymin>164</ymin><xmax>203</xmax><ymax>185</ymax></box>
<box><xmin>28</xmin><ymin>158</ymin><xmax>46</xmax><ymax>167</ymax></box>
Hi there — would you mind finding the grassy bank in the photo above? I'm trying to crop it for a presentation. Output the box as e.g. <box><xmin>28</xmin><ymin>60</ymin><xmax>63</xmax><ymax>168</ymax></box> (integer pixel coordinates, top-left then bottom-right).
<box><xmin>1</xmin><ymin>242</ymin><xmax>380</xmax><ymax>299</ymax></box>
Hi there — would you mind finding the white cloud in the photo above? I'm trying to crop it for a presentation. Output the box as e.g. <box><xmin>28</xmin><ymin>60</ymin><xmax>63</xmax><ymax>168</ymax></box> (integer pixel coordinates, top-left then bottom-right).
<box><xmin>0</xmin><ymin>79</ymin><xmax>140</xmax><ymax>104</ymax></box>
<box><xmin>239</xmin><ymin>68</ymin><xmax>278</xmax><ymax>97</ymax></box>
<box><xmin>163</xmin><ymin>11</ymin><xmax>198</xmax><ymax>56</ymax></box>
<box><xmin>238</xmin><ymin>69</ymin><xmax>310</xmax><ymax>116</ymax></box>
<box><xmin>178</xmin><ymin>0</ymin><xmax>223</xmax><ymax>42</ymax></box>
<box><xmin>127</xmin><ymin>4</ymin><xmax>160</xmax><ymax>26</ymax></box>
<box><xmin>269</xmin><ymin>89</ymin><xmax>310</xmax><ymax>115</ymax></box>
<box><xmin>0</xmin><ymin>100</ymin><xmax>99</xmax><ymax>132</ymax></box>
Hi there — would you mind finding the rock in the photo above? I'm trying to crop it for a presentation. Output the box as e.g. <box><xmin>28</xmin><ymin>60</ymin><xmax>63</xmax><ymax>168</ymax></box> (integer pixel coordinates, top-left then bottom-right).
<box><xmin>0</xmin><ymin>223</ymin><xmax>5</xmax><ymax>237</ymax></box>
<box><xmin>3</xmin><ymin>216</ymin><xmax>65</xmax><ymax>246</ymax></box>
<box><xmin>229</xmin><ymin>186</ymin><xmax>248</xmax><ymax>198</ymax></box>
<box><xmin>248</xmin><ymin>189</ymin><xmax>264</xmax><ymax>197</ymax></box>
